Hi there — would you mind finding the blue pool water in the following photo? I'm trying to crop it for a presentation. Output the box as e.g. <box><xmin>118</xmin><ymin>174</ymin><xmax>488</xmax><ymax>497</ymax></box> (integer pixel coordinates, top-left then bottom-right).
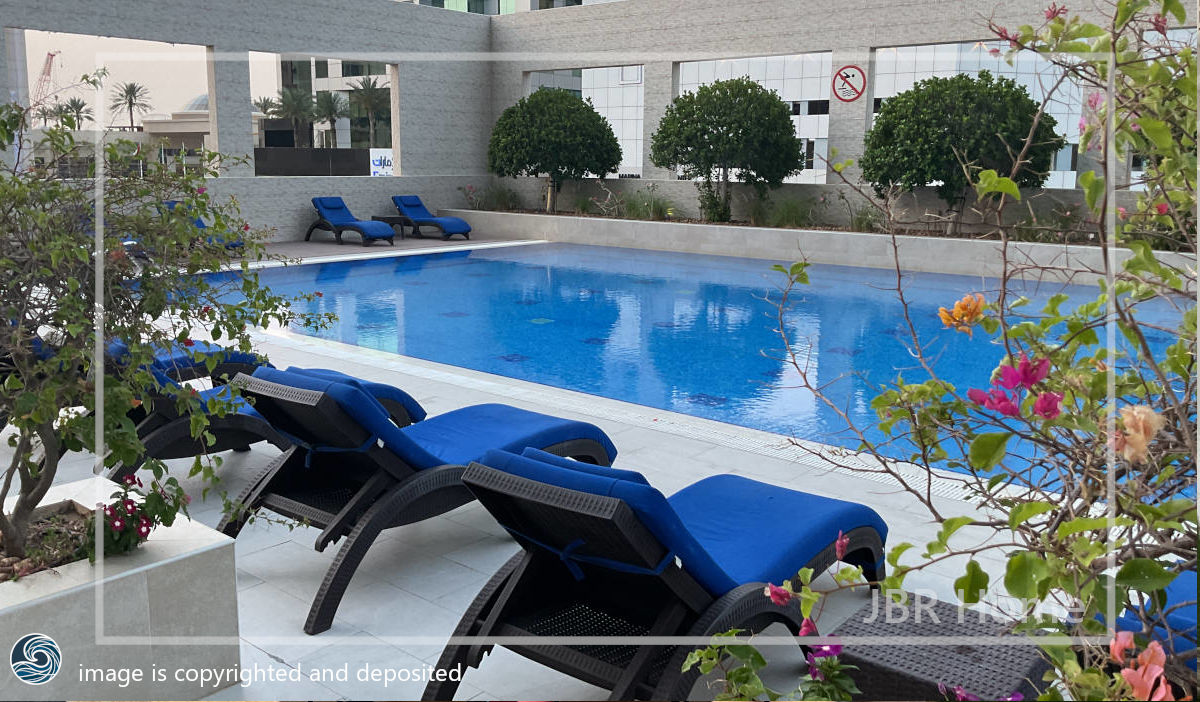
<box><xmin>234</xmin><ymin>243</ymin><xmax>1174</xmax><ymax>461</ymax></box>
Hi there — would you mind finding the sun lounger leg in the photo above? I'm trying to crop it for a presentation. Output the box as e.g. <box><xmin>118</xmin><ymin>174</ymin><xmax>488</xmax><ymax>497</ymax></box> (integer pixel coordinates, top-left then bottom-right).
<box><xmin>304</xmin><ymin>466</ymin><xmax>472</xmax><ymax>635</ymax></box>
<box><xmin>422</xmin><ymin>553</ymin><xmax>528</xmax><ymax>701</ymax></box>
<box><xmin>216</xmin><ymin>446</ymin><xmax>299</xmax><ymax>537</ymax></box>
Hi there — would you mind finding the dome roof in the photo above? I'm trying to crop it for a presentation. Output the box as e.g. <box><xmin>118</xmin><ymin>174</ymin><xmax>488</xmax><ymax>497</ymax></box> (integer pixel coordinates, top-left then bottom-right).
<box><xmin>182</xmin><ymin>94</ymin><xmax>209</xmax><ymax>111</ymax></box>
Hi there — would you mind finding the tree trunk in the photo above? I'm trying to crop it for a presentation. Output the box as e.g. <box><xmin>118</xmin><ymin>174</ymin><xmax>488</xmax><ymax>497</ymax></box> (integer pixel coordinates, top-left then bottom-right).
<box><xmin>545</xmin><ymin>178</ymin><xmax>556</xmax><ymax>212</ymax></box>
<box><xmin>0</xmin><ymin>424</ymin><xmax>59</xmax><ymax>559</ymax></box>
<box><xmin>720</xmin><ymin>166</ymin><xmax>731</xmax><ymax>219</ymax></box>
<box><xmin>128</xmin><ymin>105</ymin><xmax>135</xmax><ymax>130</ymax></box>
<box><xmin>368</xmin><ymin>115</ymin><xmax>376</xmax><ymax>148</ymax></box>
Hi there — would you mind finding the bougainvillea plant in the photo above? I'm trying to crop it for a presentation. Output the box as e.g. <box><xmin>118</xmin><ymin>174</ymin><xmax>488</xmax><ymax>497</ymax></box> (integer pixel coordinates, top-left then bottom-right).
<box><xmin>686</xmin><ymin>1</ymin><xmax>1195</xmax><ymax>699</ymax></box>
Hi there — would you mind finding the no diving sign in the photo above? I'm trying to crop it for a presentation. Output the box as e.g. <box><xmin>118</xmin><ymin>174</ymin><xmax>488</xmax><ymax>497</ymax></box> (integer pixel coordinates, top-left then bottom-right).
<box><xmin>832</xmin><ymin>65</ymin><xmax>866</xmax><ymax>102</ymax></box>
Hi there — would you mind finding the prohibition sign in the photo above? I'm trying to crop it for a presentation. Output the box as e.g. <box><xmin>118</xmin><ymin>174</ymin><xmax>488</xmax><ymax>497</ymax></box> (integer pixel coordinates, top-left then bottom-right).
<box><xmin>832</xmin><ymin>65</ymin><xmax>866</xmax><ymax>102</ymax></box>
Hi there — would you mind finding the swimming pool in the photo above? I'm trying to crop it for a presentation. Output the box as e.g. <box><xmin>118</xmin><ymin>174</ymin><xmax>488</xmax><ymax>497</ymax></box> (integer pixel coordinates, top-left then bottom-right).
<box><xmin>240</xmin><ymin>243</ymin><xmax>1168</xmax><ymax>459</ymax></box>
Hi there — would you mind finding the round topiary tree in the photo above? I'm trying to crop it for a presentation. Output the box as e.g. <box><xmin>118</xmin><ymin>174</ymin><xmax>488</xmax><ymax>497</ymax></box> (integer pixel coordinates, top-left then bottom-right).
<box><xmin>488</xmin><ymin>88</ymin><xmax>620</xmax><ymax>212</ymax></box>
<box><xmin>860</xmin><ymin>70</ymin><xmax>1063</xmax><ymax>230</ymax></box>
<box><xmin>650</xmin><ymin>77</ymin><xmax>801</xmax><ymax>222</ymax></box>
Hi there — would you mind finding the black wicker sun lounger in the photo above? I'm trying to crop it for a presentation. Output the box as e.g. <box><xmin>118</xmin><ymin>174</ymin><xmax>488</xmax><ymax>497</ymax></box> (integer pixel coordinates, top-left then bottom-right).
<box><xmin>216</xmin><ymin>367</ymin><xmax>617</xmax><ymax>635</ymax></box>
<box><xmin>422</xmin><ymin>448</ymin><xmax>888</xmax><ymax>701</ymax></box>
<box><xmin>108</xmin><ymin>365</ymin><xmax>427</xmax><ymax>481</ymax></box>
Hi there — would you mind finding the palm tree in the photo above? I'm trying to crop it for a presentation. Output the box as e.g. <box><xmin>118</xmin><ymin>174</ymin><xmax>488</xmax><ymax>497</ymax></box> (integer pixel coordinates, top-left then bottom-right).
<box><xmin>312</xmin><ymin>92</ymin><xmax>349</xmax><ymax>148</ymax></box>
<box><xmin>274</xmin><ymin>86</ymin><xmax>315</xmax><ymax>148</ymax></box>
<box><xmin>348</xmin><ymin>76</ymin><xmax>389</xmax><ymax>148</ymax></box>
<box><xmin>252</xmin><ymin>96</ymin><xmax>279</xmax><ymax>116</ymax></box>
<box><xmin>109</xmin><ymin>82</ymin><xmax>152</xmax><ymax>129</ymax></box>
<box><xmin>61</xmin><ymin>97</ymin><xmax>93</xmax><ymax>129</ymax></box>
<box><xmin>50</xmin><ymin>102</ymin><xmax>69</xmax><ymax>128</ymax></box>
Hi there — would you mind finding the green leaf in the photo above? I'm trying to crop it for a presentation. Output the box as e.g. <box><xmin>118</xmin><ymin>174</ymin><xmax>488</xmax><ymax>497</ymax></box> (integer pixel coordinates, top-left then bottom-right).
<box><xmin>1009</xmin><ymin>502</ymin><xmax>1055</xmax><ymax>530</ymax></box>
<box><xmin>1137</xmin><ymin>118</ymin><xmax>1173</xmax><ymax>152</ymax></box>
<box><xmin>968</xmin><ymin>432</ymin><xmax>1012</xmax><ymax>470</ymax></box>
<box><xmin>1115</xmin><ymin>559</ymin><xmax>1178</xmax><ymax>592</ymax></box>
<box><xmin>1005</xmin><ymin>551</ymin><xmax>1051</xmax><ymax>599</ymax></box>
<box><xmin>954</xmin><ymin>560</ymin><xmax>990</xmax><ymax>604</ymax></box>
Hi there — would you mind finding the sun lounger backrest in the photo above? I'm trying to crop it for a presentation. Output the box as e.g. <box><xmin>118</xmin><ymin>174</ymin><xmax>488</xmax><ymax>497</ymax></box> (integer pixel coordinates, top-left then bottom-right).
<box><xmin>249</xmin><ymin>367</ymin><xmax>443</xmax><ymax>468</ymax></box>
<box><xmin>312</xmin><ymin>197</ymin><xmax>357</xmax><ymax>225</ymax></box>
<box><xmin>393</xmin><ymin>195</ymin><xmax>434</xmax><ymax>220</ymax></box>
<box><xmin>288</xmin><ymin>367</ymin><xmax>427</xmax><ymax>423</ymax></box>
<box><xmin>473</xmin><ymin>449</ymin><xmax>738</xmax><ymax>596</ymax></box>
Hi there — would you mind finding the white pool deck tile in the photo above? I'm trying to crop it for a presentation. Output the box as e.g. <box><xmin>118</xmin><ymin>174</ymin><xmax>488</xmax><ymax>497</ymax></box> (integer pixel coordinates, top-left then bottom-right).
<box><xmin>7</xmin><ymin>249</ymin><xmax>1015</xmax><ymax>700</ymax></box>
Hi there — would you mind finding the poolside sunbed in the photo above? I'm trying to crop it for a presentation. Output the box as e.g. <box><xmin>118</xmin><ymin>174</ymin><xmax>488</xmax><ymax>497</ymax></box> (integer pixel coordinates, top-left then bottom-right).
<box><xmin>218</xmin><ymin>367</ymin><xmax>617</xmax><ymax>635</ymax></box>
<box><xmin>423</xmin><ymin>448</ymin><xmax>888</xmax><ymax>700</ymax></box>
<box><xmin>391</xmin><ymin>195</ymin><xmax>471</xmax><ymax>240</ymax></box>
<box><xmin>305</xmin><ymin>196</ymin><xmax>396</xmax><ymax>246</ymax></box>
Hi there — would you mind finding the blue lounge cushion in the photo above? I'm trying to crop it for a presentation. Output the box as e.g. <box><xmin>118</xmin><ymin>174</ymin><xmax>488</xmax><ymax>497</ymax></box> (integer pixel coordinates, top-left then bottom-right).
<box><xmin>402</xmin><ymin>403</ymin><xmax>616</xmax><ymax>467</ymax></box>
<box><xmin>392</xmin><ymin>195</ymin><xmax>471</xmax><ymax>235</ymax></box>
<box><xmin>478</xmin><ymin>448</ymin><xmax>738</xmax><ymax>595</ymax></box>
<box><xmin>107</xmin><ymin>338</ymin><xmax>265</xmax><ymax>376</ymax></box>
<box><xmin>478</xmin><ymin>449</ymin><xmax>889</xmax><ymax>597</ymax></box>
<box><xmin>312</xmin><ymin>197</ymin><xmax>394</xmax><ymax>239</ymax></box>
<box><xmin>520</xmin><ymin>447</ymin><xmax>649</xmax><ymax>485</ymax></box>
<box><xmin>287</xmin><ymin>367</ymin><xmax>427</xmax><ymax>422</ymax></box>
<box><xmin>249</xmin><ymin>368</ymin><xmax>613</xmax><ymax>472</ymax></box>
<box><xmin>250</xmin><ymin>366</ymin><xmax>445</xmax><ymax>468</ymax></box>
<box><xmin>668</xmin><ymin>474</ymin><xmax>889</xmax><ymax>585</ymax></box>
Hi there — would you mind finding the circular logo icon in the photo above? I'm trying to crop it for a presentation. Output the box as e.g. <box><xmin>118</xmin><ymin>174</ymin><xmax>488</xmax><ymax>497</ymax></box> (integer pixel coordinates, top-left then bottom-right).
<box><xmin>10</xmin><ymin>633</ymin><xmax>61</xmax><ymax>685</ymax></box>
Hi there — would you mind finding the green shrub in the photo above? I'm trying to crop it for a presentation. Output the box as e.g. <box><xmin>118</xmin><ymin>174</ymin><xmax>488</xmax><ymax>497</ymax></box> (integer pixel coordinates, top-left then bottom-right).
<box><xmin>769</xmin><ymin>196</ymin><xmax>825</xmax><ymax>228</ymax></box>
<box><xmin>625</xmin><ymin>184</ymin><xmax>675</xmax><ymax>221</ymax></box>
<box><xmin>572</xmin><ymin>194</ymin><xmax>594</xmax><ymax>215</ymax></box>
<box><xmin>478</xmin><ymin>184</ymin><xmax>523</xmax><ymax>211</ymax></box>
<box><xmin>744</xmin><ymin>195</ymin><xmax>771</xmax><ymax>226</ymax></box>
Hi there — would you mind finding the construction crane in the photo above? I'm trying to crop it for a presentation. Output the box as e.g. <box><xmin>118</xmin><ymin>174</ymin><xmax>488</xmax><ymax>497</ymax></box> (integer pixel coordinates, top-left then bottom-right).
<box><xmin>32</xmin><ymin>50</ymin><xmax>60</xmax><ymax>104</ymax></box>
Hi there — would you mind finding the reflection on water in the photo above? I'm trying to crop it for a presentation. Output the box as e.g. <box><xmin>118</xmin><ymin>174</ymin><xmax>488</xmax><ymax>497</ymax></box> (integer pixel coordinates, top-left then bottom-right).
<box><xmin>239</xmin><ymin>244</ymin><xmax>1173</xmax><ymax>466</ymax></box>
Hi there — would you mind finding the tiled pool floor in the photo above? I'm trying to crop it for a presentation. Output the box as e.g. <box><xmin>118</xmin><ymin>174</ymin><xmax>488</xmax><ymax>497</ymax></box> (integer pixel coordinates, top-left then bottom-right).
<box><xmin>34</xmin><ymin>329</ymin><xmax>1008</xmax><ymax>701</ymax></box>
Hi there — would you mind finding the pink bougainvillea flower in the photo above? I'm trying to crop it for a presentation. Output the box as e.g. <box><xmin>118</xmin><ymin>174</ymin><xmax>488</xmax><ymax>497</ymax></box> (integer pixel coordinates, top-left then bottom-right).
<box><xmin>1155</xmin><ymin>202</ymin><xmax>1170</xmax><ymax>216</ymax></box>
<box><xmin>834</xmin><ymin>530</ymin><xmax>850</xmax><ymax>560</ymax></box>
<box><xmin>1151</xmin><ymin>13</ymin><xmax>1168</xmax><ymax>34</ymax></box>
<box><xmin>1110</xmin><ymin>630</ymin><xmax>1134</xmax><ymax>665</ymax></box>
<box><xmin>1121</xmin><ymin>664</ymin><xmax>1172</xmax><ymax>700</ymax></box>
<box><xmin>1119</xmin><ymin>405</ymin><xmax>1166</xmax><ymax>464</ymax></box>
<box><xmin>798</xmin><ymin>618</ymin><xmax>818</xmax><ymax>637</ymax></box>
<box><xmin>968</xmin><ymin>387</ymin><xmax>1020</xmax><ymax>417</ymax></box>
<box><xmin>110</xmin><ymin>517</ymin><xmax>126</xmax><ymax>532</ymax></box>
<box><xmin>988</xmin><ymin>48</ymin><xmax>1001</xmax><ymax>57</ymax></box>
<box><xmin>953</xmin><ymin>686</ymin><xmax>982</xmax><ymax>702</ymax></box>
<box><xmin>998</xmin><ymin>354</ymin><xmax>1050</xmax><ymax>391</ymax></box>
<box><xmin>764</xmin><ymin>583</ymin><xmax>792</xmax><ymax>606</ymax></box>
<box><xmin>1087</xmin><ymin>91</ymin><xmax>1105</xmax><ymax>110</ymax></box>
<box><xmin>1033</xmin><ymin>391</ymin><xmax>1062</xmax><ymax>419</ymax></box>
<box><xmin>1044</xmin><ymin>2</ymin><xmax>1066</xmax><ymax>20</ymax></box>
<box><xmin>1137</xmin><ymin>640</ymin><xmax>1167</xmax><ymax>669</ymax></box>
<box><xmin>1117</xmin><ymin>207</ymin><xmax>1128</xmax><ymax>220</ymax></box>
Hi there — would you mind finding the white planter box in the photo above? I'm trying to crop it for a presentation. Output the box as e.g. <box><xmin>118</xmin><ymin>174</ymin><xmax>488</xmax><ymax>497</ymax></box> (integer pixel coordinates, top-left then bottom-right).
<box><xmin>1</xmin><ymin>478</ymin><xmax>239</xmax><ymax>700</ymax></box>
<box><xmin>443</xmin><ymin>208</ymin><xmax>1192</xmax><ymax>281</ymax></box>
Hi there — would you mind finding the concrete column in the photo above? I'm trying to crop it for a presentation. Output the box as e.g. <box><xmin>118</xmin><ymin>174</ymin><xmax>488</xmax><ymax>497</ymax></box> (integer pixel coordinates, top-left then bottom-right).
<box><xmin>206</xmin><ymin>46</ymin><xmax>254</xmax><ymax>177</ymax></box>
<box><xmin>0</xmin><ymin>28</ymin><xmax>27</xmax><ymax>166</ymax></box>
<box><xmin>826</xmin><ymin>46</ymin><xmax>874</xmax><ymax>183</ymax></box>
<box><xmin>640</xmin><ymin>60</ymin><xmax>675</xmax><ymax>180</ymax></box>
<box><xmin>387</xmin><ymin>63</ymin><xmax>402</xmax><ymax>174</ymax></box>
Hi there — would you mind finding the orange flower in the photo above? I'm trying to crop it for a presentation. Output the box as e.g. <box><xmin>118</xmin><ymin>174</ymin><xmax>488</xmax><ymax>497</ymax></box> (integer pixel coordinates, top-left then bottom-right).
<box><xmin>938</xmin><ymin>293</ymin><xmax>987</xmax><ymax>337</ymax></box>
<box><xmin>1119</xmin><ymin>405</ymin><xmax>1166</xmax><ymax>464</ymax></box>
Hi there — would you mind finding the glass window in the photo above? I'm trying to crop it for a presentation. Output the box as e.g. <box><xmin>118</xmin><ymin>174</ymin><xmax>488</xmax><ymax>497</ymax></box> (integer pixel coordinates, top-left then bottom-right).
<box><xmin>314</xmin><ymin>60</ymin><xmax>328</xmax><ymax>79</ymax></box>
<box><xmin>806</xmin><ymin>99</ymin><xmax>829</xmax><ymax>115</ymax></box>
